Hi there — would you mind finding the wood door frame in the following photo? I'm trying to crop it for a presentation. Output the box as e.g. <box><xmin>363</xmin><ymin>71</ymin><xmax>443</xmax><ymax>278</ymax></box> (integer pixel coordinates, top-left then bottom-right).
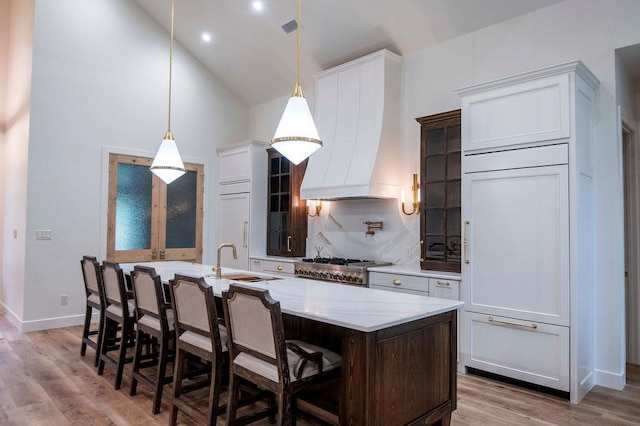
<box><xmin>99</xmin><ymin>146</ymin><xmax>210</xmax><ymax>264</ymax></box>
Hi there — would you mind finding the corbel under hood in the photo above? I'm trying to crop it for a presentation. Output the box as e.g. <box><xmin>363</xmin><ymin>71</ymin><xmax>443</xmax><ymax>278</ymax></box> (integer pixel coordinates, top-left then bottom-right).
<box><xmin>300</xmin><ymin>50</ymin><xmax>401</xmax><ymax>200</ymax></box>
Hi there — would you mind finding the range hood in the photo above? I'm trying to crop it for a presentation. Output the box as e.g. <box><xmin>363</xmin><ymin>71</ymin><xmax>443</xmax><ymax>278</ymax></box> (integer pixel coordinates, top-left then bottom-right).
<box><xmin>300</xmin><ymin>50</ymin><xmax>401</xmax><ymax>200</ymax></box>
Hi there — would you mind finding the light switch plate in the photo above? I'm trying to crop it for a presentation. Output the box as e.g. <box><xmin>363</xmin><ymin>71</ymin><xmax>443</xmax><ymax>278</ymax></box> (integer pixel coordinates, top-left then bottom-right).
<box><xmin>36</xmin><ymin>230</ymin><xmax>52</xmax><ymax>240</ymax></box>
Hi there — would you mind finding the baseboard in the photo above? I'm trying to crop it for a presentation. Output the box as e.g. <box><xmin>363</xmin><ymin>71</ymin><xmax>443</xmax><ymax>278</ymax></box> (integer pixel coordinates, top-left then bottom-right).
<box><xmin>1</xmin><ymin>302</ymin><xmax>22</xmax><ymax>331</ymax></box>
<box><xmin>595</xmin><ymin>368</ymin><xmax>626</xmax><ymax>390</ymax></box>
<box><xmin>0</xmin><ymin>301</ymin><xmax>100</xmax><ymax>333</ymax></box>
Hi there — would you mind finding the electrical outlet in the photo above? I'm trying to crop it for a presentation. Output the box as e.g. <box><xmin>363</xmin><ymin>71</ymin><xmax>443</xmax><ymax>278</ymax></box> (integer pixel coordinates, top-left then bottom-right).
<box><xmin>36</xmin><ymin>230</ymin><xmax>52</xmax><ymax>240</ymax></box>
<box><xmin>60</xmin><ymin>295</ymin><xmax>68</xmax><ymax>305</ymax></box>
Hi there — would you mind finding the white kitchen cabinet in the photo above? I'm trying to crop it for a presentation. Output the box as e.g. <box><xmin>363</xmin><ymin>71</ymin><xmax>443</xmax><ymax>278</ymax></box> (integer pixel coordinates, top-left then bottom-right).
<box><xmin>428</xmin><ymin>278</ymin><xmax>460</xmax><ymax>301</ymax></box>
<box><xmin>465</xmin><ymin>311</ymin><xmax>569</xmax><ymax>391</ymax></box>
<box><xmin>250</xmin><ymin>257</ymin><xmax>296</xmax><ymax>277</ymax></box>
<box><xmin>460</xmin><ymin>72</ymin><xmax>571</xmax><ymax>154</ymax></box>
<box><xmin>369</xmin><ymin>271</ymin><xmax>429</xmax><ymax>294</ymax></box>
<box><xmin>457</xmin><ymin>61</ymin><xmax>598</xmax><ymax>402</ymax></box>
<box><xmin>216</xmin><ymin>140</ymin><xmax>269</xmax><ymax>268</ymax></box>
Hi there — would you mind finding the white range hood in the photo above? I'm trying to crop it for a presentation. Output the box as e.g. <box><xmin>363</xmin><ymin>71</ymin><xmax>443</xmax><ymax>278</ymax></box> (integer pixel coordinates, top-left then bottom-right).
<box><xmin>300</xmin><ymin>50</ymin><xmax>401</xmax><ymax>200</ymax></box>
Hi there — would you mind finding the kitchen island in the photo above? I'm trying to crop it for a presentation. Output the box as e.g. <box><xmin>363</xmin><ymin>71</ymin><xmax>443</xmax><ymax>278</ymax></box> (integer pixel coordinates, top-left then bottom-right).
<box><xmin>121</xmin><ymin>261</ymin><xmax>463</xmax><ymax>425</ymax></box>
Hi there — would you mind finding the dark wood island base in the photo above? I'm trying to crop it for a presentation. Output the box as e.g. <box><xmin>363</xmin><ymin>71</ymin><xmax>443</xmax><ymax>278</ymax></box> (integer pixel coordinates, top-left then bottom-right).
<box><xmin>286</xmin><ymin>309</ymin><xmax>457</xmax><ymax>426</ymax></box>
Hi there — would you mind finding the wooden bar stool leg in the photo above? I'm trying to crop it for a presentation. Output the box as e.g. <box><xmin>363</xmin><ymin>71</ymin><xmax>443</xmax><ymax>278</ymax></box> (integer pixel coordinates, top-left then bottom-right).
<box><xmin>81</xmin><ymin>306</ymin><xmax>92</xmax><ymax>356</ymax></box>
<box><xmin>169</xmin><ymin>347</ymin><xmax>186</xmax><ymax>426</ymax></box>
<box><xmin>152</xmin><ymin>338</ymin><xmax>169</xmax><ymax>414</ymax></box>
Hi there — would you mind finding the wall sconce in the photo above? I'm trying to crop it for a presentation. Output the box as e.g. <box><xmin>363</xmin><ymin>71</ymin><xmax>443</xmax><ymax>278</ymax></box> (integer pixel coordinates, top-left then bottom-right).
<box><xmin>401</xmin><ymin>173</ymin><xmax>420</xmax><ymax>216</ymax></box>
<box><xmin>306</xmin><ymin>199</ymin><xmax>322</xmax><ymax>217</ymax></box>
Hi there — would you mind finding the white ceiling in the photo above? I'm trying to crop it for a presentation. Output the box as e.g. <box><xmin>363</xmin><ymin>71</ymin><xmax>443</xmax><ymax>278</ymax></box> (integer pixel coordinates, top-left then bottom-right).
<box><xmin>133</xmin><ymin>0</ymin><xmax>565</xmax><ymax>106</ymax></box>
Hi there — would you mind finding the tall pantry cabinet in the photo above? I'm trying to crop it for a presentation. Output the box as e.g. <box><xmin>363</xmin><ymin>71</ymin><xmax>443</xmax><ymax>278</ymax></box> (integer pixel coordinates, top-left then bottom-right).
<box><xmin>216</xmin><ymin>140</ymin><xmax>269</xmax><ymax>270</ymax></box>
<box><xmin>456</xmin><ymin>61</ymin><xmax>599</xmax><ymax>403</ymax></box>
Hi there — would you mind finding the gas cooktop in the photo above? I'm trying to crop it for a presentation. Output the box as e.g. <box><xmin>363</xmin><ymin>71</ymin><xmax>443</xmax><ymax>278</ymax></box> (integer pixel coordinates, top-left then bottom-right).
<box><xmin>301</xmin><ymin>257</ymin><xmax>374</xmax><ymax>266</ymax></box>
<box><xmin>295</xmin><ymin>258</ymin><xmax>392</xmax><ymax>286</ymax></box>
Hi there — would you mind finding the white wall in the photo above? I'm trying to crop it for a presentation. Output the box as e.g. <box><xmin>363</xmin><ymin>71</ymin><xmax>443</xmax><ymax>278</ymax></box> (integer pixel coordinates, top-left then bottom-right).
<box><xmin>249</xmin><ymin>0</ymin><xmax>640</xmax><ymax>389</ymax></box>
<box><xmin>0</xmin><ymin>0</ymin><xmax>9</xmax><ymax>125</ymax></box>
<box><xmin>10</xmin><ymin>0</ymin><xmax>248</xmax><ymax>330</ymax></box>
<box><xmin>1</xmin><ymin>0</ymin><xmax>34</xmax><ymax>322</ymax></box>
<box><xmin>0</xmin><ymin>0</ymin><xmax>8</xmax><ymax>313</ymax></box>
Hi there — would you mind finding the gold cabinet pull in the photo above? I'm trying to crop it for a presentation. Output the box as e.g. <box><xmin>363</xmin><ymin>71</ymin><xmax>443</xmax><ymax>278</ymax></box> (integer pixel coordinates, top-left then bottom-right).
<box><xmin>436</xmin><ymin>280</ymin><xmax>450</xmax><ymax>286</ymax></box>
<box><xmin>152</xmin><ymin>250</ymin><xmax>158</xmax><ymax>260</ymax></box>
<box><xmin>159</xmin><ymin>250</ymin><xmax>165</xmax><ymax>260</ymax></box>
<box><xmin>392</xmin><ymin>279</ymin><xmax>402</xmax><ymax>286</ymax></box>
<box><xmin>419</xmin><ymin>240</ymin><xmax>424</xmax><ymax>262</ymax></box>
<box><xmin>287</xmin><ymin>236</ymin><xmax>292</xmax><ymax>252</ymax></box>
<box><xmin>277</xmin><ymin>265</ymin><xmax>283</xmax><ymax>271</ymax></box>
<box><xmin>488</xmin><ymin>316</ymin><xmax>538</xmax><ymax>329</ymax></box>
<box><xmin>243</xmin><ymin>221</ymin><xmax>248</xmax><ymax>248</ymax></box>
<box><xmin>463</xmin><ymin>220</ymin><xmax>470</xmax><ymax>264</ymax></box>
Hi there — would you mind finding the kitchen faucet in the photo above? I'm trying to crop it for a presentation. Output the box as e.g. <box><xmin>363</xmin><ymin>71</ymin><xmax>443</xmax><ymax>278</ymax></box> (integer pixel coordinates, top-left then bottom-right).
<box><xmin>213</xmin><ymin>243</ymin><xmax>237</xmax><ymax>279</ymax></box>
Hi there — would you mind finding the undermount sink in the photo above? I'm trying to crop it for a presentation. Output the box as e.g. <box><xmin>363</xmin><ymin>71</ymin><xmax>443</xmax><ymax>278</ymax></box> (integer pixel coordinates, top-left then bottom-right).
<box><xmin>220</xmin><ymin>273</ymin><xmax>281</xmax><ymax>282</ymax></box>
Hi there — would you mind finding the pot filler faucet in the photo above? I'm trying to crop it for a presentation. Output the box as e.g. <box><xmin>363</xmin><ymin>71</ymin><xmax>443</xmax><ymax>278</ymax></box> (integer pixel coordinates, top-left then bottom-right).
<box><xmin>213</xmin><ymin>243</ymin><xmax>237</xmax><ymax>279</ymax></box>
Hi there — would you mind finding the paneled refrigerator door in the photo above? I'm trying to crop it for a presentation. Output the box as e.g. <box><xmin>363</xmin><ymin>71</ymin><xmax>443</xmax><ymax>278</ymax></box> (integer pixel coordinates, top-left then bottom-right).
<box><xmin>462</xmin><ymin>164</ymin><xmax>570</xmax><ymax>326</ymax></box>
<box><xmin>218</xmin><ymin>192</ymin><xmax>250</xmax><ymax>270</ymax></box>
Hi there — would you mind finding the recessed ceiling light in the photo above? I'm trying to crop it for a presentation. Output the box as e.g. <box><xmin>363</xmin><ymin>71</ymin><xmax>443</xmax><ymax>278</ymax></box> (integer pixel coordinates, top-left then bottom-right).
<box><xmin>201</xmin><ymin>33</ymin><xmax>211</xmax><ymax>42</ymax></box>
<box><xmin>252</xmin><ymin>1</ymin><xmax>263</xmax><ymax>12</ymax></box>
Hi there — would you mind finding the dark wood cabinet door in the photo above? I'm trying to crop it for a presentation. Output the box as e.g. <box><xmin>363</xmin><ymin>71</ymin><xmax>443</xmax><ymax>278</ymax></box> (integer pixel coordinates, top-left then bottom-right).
<box><xmin>267</xmin><ymin>149</ymin><xmax>307</xmax><ymax>257</ymax></box>
<box><xmin>416</xmin><ymin>110</ymin><xmax>461</xmax><ymax>272</ymax></box>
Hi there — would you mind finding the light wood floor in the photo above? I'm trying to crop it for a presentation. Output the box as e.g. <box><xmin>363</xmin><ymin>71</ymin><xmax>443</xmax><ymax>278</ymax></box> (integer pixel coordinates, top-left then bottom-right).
<box><xmin>1</xmin><ymin>314</ymin><xmax>639</xmax><ymax>425</ymax></box>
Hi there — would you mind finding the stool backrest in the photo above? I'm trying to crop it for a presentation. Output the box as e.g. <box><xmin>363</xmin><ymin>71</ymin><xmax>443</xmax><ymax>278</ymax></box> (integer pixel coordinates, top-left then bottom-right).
<box><xmin>222</xmin><ymin>284</ymin><xmax>290</xmax><ymax>383</ymax></box>
<box><xmin>81</xmin><ymin>256</ymin><xmax>103</xmax><ymax>304</ymax></box>
<box><xmin>171</xmin><ymin>274</ymin><xmax>223</xmax><ymax>355</ymax></box>
<box><xmin>131</xmin><ymin>266</ymin><xmax>164</xmax><ymax>318</ymax></box>
<box><xmin>102</xmin><ymin>261</ymin><xmax>133</xmax><ymax>319</ymax></box>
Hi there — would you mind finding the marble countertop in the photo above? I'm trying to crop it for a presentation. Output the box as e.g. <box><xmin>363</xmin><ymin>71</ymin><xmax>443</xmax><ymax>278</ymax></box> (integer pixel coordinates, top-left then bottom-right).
<box><xmin>249</xmin><ymin>255</ymin><xmax>302</xmax><ymax>263</ymax></box>
<box><xmin>368</xmin><ymin>264</ymin><xmax>462</xmax><ymax>280</ymax></box>
<box><xmin>120</xmin><ymin>261</ymin><xmax>463</xmax><ymax>333</ymax></box>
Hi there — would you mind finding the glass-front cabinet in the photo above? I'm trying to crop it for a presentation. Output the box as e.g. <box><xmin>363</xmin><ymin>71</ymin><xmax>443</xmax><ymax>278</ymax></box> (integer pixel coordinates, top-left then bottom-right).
<box><xmin>267</xmin><ymin>149</ymin><xmax>307</xmax><ymax>257</ymax></box>
<box><xmin>416</xmin><ymin>110</ymin><xmax>461</xmax><ymax>272</ymax></box>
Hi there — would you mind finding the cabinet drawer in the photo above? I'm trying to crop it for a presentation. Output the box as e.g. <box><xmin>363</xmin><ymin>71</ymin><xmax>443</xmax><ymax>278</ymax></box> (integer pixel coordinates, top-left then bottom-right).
<box><xmin>252</xmin><ymin>259</ymin><xmax>295</xmax><ymax>276</ymax></box>
<box><xmin>461</xmin><ymin>73</ymin><xmax>570</xmax><ymax>153</ymax></box>
<box><xmin>428</xmin><ymin>278</ymin><xmax>460</xmax><ymax>300</ymax></box>
<box><xmin>464</xmin><ymin>311</ymin><xmax>569</xmax><ymax>391</ymax></box>
<box><xmin>368</xmin><ymin>272</ymin><xmax>428</xmax><ymax>293</ymax></box>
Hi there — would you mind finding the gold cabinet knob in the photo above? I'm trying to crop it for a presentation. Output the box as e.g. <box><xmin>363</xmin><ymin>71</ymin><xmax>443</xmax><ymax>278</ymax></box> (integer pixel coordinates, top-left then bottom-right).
<box><xmin>277</xmin><ymin>265</ymin><xmax>283</xmax><ymax>271</ymax></box>
<box><xmin>392</xmin><ymin>279</ymin><xmax>402</xmax><ymax>286</ymax></box>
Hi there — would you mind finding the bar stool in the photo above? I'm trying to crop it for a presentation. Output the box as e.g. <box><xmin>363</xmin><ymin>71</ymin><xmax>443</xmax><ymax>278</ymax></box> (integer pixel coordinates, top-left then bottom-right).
<box><xmin>98</xmin><ymin>261</ymin><xmax>136</xmax><ymax>390</ymax></box>
<box><xmin>222</xmin><ymin>284</ymin><xmax>342</xmax><ymax>426</ymax></box>
<box><xmin>169</xmin><ymin>273</ymin><xmax>229</xmax><ymax>425</ymax></box>
<box><xmin>130</xmin><ymin>265</ymin><xmax>175</xmax><ymax>414</ymax></box>
<box><xmin>80</xmin><ymin>256</ymin><xmax>105</xmax><ymax>367</ymax></box>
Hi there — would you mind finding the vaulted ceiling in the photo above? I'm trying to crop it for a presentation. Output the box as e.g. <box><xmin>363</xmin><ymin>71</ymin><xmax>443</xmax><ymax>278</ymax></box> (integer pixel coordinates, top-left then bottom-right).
<box><xmin>133</xmin><ymin>0</ymin><xmax>564</xmax><ymax>106</ymax></box>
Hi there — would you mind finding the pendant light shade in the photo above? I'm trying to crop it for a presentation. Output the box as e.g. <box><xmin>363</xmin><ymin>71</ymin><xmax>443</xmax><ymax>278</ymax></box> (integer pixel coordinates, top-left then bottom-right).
<box><xmin>150</xmin><ymin>0</ymin><xmax>186</xmax><ymax>184</ymax></box>
<box><xmin>271</xmin><ymin>0</ymin><xmax>322</xmax><ymax>164</ymax></box>
<box><xmin>272</xmin><ymin>90</ymin><xmax>322</xmax><ymax>165</ymax></box>
<box><xmin>150</xmin><ymin>132</ymin><xmax>185</xmax><ymax>184</ymax></box>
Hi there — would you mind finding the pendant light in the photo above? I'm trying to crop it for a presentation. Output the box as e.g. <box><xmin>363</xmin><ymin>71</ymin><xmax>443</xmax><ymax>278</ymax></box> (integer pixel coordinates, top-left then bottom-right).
<box><xmin>271</xmin><ymin>0</ymin><xmax>322</xmax><ymax>165</ymax></box>
<box><xmin>150</xmin><ymin>0</ymin><xmax>186</xmax><ymax>184</ymax></box>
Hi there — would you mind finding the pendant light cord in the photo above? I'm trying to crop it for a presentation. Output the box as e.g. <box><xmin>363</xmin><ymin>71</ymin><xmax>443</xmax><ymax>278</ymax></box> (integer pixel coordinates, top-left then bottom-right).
<box><xmin>291</xmin><ymin>0</ymin><xmax>303</xmax><ymax>97</ymax></box>
<box><xmin>166</xmin><ymin>0</ymin><xmax>174</xmax><ymax>138</ymax></box>
<box><xmin>296</xmin><ymin>0</ymin><xmax>300</xmax><ymax>88</ymax></box>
